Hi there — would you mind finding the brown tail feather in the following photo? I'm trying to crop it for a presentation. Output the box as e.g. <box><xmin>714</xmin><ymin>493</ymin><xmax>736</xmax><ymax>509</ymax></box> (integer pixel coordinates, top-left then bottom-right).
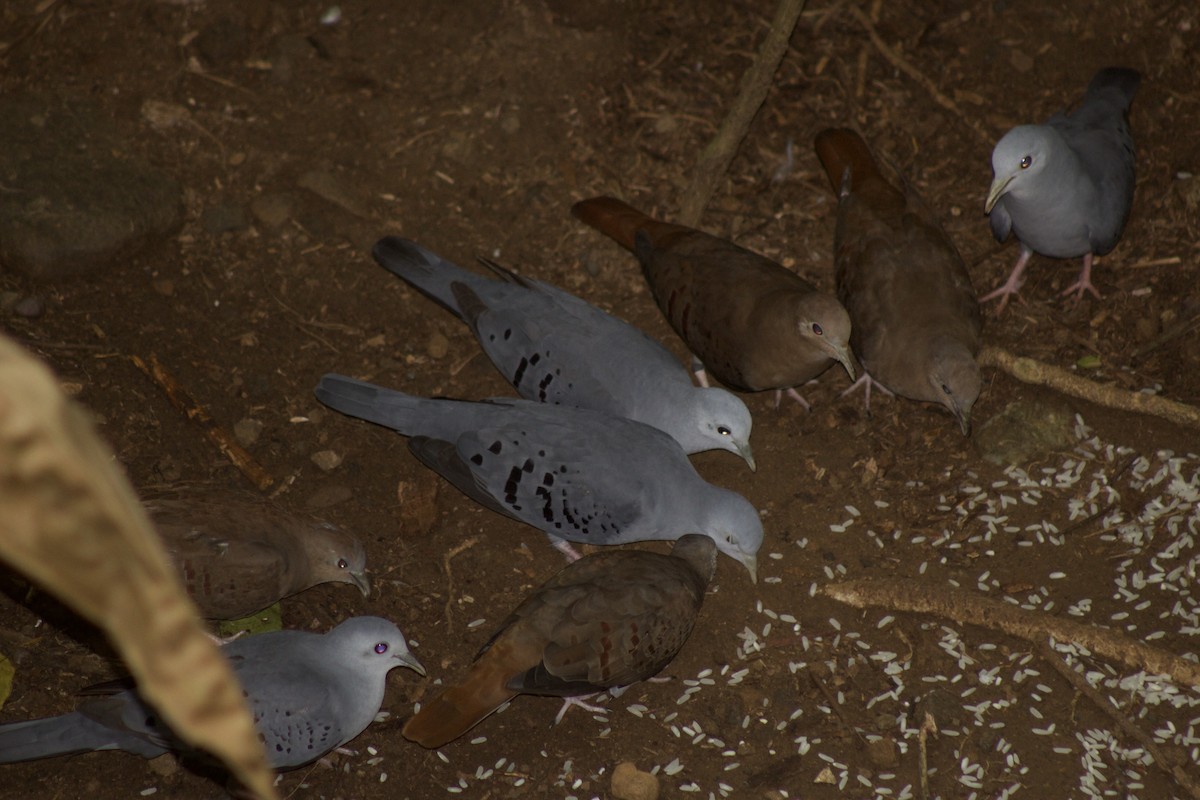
<box><xmin>813</xmin><ymin>128</ymin><xmax>886</xmax><ymax>194</ymax></box>
<box><xmin>571</xmin><ymin>196</ymin><xmax>688</xmax><ymax>252</ymax></box>
<box><xmin>402</xmin><ymin>659</ymin><xmax>517</xmax><ymax>749</ymax></box>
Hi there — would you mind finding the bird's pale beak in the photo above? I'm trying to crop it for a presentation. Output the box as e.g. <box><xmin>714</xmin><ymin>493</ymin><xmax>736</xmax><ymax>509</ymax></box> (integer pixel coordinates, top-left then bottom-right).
<box><xmin>741</xmin><ymin>553</ymin><xmax>758</xmax><ymax>584</ymax></box>
<box><xmin>737</xmin><ymin>441</ymin><xmax>757</xmax><ymax>472</ymax></box>
<box><xmin>956</xmin><ymin>407</ymin><xmax>972</xmax><ymax>437</ymax></box>
<box><xmin>832</xmin><ymin>343</ymin><xmax>856</xmax><ymax>382</ymax></box>
<box><xmin>397</xmin><ymin>650</ymin><xmax>426</xmax><ymax>677</ymax></box>
<box><xmin>984</xmin><ymin>173</ymin><xmax>1015</xmax><ymax>214</ymax></box>
<box><xmin>351</xmin><ymin>571</ymin><xmax>371</xmax><ymax>597</ymax></box>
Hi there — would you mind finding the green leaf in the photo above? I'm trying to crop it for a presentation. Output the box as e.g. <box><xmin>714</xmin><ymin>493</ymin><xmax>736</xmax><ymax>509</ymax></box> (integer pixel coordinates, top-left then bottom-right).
<box><xmin>1076</xmin><ymin>355</ymin><xmax>1101</xmax><ymax>369</ymax></box>
<box><xmin>0</xmin><ymin>651</ymin><xmax>14</xmax><ymax>712</ymax></box>
<box><xmin>216</xmin><ymin>603</ymin><xmax>283</xmax><ymax>640</ymax></box>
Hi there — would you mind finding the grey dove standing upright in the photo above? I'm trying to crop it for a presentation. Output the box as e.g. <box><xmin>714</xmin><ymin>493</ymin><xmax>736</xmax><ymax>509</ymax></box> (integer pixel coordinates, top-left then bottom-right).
<box><xmin>403</xmin><ymin>534</ymin><xmax>717</xmax><ymax>748</ymax></box>
<box><xmin>314</xmin><ymin>374</ymin><xmax>762</xmax><ymax>578</ymax></box>
<box><xmin>571</xmin><ymin>197</ymin><xmax>855</xmax><ymax>409</ymax></box>
<box><xmin>372</xmin><ymin>236</ymin><xmax>755</xmax><ymax>469</ymax></box>
<box><xmin>814</xmin><ymin>129</ymin><xmax>982</xmax><ymax>434</ymax></box>
<box><xmin>0</xmin><ymin>617</ymin><xmax>424</xmax><ymax>770</ymax></box>
<box><xmin>983</xmin><ymin>67</ymin><xmax>1140</xmax><ymax>310</ymax></box>
<box><xmin>147</xmin><ymin>492</ymin><xmax>370</xmax><ymax>619</ymax></box>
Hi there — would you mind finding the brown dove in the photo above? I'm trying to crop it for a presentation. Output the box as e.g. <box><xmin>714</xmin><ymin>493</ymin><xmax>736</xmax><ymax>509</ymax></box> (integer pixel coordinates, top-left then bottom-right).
<box><xmin>571</xmin><ymin>196</ymin><xmax>855</xmax><ymax>409</ymax></box>
<box><xmin>813</xmin><ymin>128</ymin><xmax>982</xmax><ymax>434</ymax></box>
<box><xmin>401</xmin><ymin>534</ymin><xmax>717</xmax><ymax>749</ymax></box>
<box><xmin>147</xmin><ymin>493</ymin><xmax>370</xmax><ymax>619</ymax></box>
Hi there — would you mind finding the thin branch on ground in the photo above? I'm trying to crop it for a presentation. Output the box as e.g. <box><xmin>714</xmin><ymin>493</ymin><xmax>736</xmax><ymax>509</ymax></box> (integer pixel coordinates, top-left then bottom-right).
<box><xmin>980</xmin><ymin>345</ymin><xmax>1200</xmax><ymax>429</ymax></box>
<box><xmin>678</xmin><ymin>0</ymin><xmax>809</xmax><ymax>226</ymax></box>
<box><xmin>822</xmin><ymin>577</ymin><xmax>1200</xmax><ymax>687</ymax></box>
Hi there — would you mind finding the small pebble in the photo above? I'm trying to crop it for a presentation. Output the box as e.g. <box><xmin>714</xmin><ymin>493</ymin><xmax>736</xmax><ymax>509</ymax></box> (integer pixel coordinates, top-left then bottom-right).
<box><xmin>612</xmin><ymin>761</ymin><xmax>659</xmax><ymax>800</ymax></box>
<box><xmin>310</xmin><ymin>449</ymin><xmax>343</xmax><ymax>472</ymax></box>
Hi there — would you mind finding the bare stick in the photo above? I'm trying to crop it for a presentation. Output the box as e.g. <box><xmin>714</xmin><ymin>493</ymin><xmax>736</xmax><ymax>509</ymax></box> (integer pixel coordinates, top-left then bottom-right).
<box><xmin>130</xmin><ymin>354</ymin><xmax>275</xmax><ymax>491</ymax></box>
<box><xmin>848</xmin><ymin>6</ymin><xmax>992</xmax><ymax>146</ymax></box>
<box><xmin>1037</xmin><ymin>642</ymin><xmax>1200</xmax><ymax>800</ymax></box>
<box><xmin>678</xmin><ymin>0</ymin><xmax>809</xmax><ymax>226</ymax></box>
<box><xmin>979</xmin><ymin>345</ymin><xmax>1200</xmax><ymax>430</ymax></box>
<box><xmin>442</xmin><ymin>536</ymin><xmax>481</xmax><ymax>628</ymax></box>
<box><xmin>822</xmin><ymin>577</ymin><xmax>1200</xmax><ymax>687</ymax></box>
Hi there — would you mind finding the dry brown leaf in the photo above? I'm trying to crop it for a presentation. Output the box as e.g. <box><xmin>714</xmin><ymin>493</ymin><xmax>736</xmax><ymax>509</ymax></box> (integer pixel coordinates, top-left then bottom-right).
<box><xmin>0</xmin><ymin>333</ymin><xmax>277</xmax><ymax>800</ymax></box>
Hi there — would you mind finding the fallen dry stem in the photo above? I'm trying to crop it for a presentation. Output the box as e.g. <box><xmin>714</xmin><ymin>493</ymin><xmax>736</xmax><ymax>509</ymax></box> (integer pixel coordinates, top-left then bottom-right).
<box><xmin>678</xmin><ymin>0</ymin><xmax>809</xmax><ymax>225</ymax></box>
<box><xmin>979</xmin><ymin>345</ymin><xmax>1200</xmax><ymax>430</ymax></box>
<box><xmin>848</xmin><ymin>6</ymin><xmax>992</xmax><ymax>147</ymax></box>
<box><xmin>130</xmin><ymin>354</ymin><xmax>275</xmax><ymax>491</ymax></box>
<box><xmin>822</xmin><ymin>578</ymin><xmax>1200</xmax><ymax>687</ymax></box>
<box><xmin>1037</xmin><ymin>642</ymin><xmax>1200</xmax><ymax>800</ymax></box>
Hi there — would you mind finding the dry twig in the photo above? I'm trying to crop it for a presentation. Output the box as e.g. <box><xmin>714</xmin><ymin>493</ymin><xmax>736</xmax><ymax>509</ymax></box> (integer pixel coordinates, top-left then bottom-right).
<box><xmin>822</xmin><ymin>578</ymin><xmax>1200</xmax><ymax>687</ymax></box>
<box><xmin>678</xmin><ymin>0</ymin><xmax>809</xmax><ymax>225</ymax></box>
<box><xmin>848</xmin><ymin>6</ymin><xmax>992</xmax><ymax>147</ymax></box>
<box><xmin>980</xmin><ymin>345</ymin><xmax>1200</xmax><ymax>430</ymax></box>
<box><xmin>130</xmin><ymin>354</ymin><xmax>275</xmax><ymax>491</ymax></box>
<box><xmin>1037</xmin><ymin>642</ymin><xmax>1200</xmax><ymax>800</ymax></box>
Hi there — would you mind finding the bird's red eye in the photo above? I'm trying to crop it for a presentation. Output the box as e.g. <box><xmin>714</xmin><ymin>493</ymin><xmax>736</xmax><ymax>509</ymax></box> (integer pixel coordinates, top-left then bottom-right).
<box><xmin>812</xmin><ymin>323</ymin><xmax>823</xmax><ymax>336</ymax></box>
<box><xmin>1020</xmin><ymin>155</ymin><xmax>1032</xmax><ymax>169</ymax></box>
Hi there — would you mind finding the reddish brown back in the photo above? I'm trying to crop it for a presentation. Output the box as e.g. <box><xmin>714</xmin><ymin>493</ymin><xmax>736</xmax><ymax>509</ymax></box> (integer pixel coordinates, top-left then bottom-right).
<box><xmin>813</xmin><ymin>129</ymin><xmax>906</xmax><ymax>213</ymax></box>
<box><xmin>570</xmin><ymin>196</ymin><xmax>691</xmax><ymax>253</ymax></box>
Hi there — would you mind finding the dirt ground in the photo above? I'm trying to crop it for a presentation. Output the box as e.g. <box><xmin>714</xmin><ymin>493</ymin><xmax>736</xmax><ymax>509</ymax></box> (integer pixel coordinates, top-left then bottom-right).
<box><xmin>2</xmin><ymin>0</ymin><xmax>1199</xmax><ymax>798</ymax></box>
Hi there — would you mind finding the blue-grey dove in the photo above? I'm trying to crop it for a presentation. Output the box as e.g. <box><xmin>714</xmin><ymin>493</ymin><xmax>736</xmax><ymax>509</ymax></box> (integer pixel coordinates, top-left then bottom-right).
<box><xmin>314</xmin><ymin>374</ymin><xmax>762</xmax><ymax>578</ymax></box>
<box><xmin>372</xmin><ymin>236</ymin><xmax>755</xmax><ymax>469</ymax></box>
<box><xmin>814</xmin><ymin>129</ymin><xmax>982</xmax><ymax>435</ymax></box>
<box><xmin>983</xmin><ymin>67</ymin><xmax>1141</xmax><ymax>310</ymax></box>
<box><xmin>403</xmin><ymin>534</ymin><xmax>716</xmax><ymax>748</ymax></box>
<box><xmin>571</xmin><ymin>197</ymin><xmax>855</xmax><ymax>409</ymax></box>
<box><xmin>147</xmin><ymin>492</ymin><xmax>370</xmax><ymax>619</ymax></box>
<box><xmin>0</xmin><ymin>617</ymin><xmax>424</xmax><ymax>770</ymax></box>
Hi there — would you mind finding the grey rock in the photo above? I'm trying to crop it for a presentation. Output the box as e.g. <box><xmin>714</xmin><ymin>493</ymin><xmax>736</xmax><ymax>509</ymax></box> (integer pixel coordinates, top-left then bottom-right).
<box><xmin>0</xmin><ymin>94</ymin><xmax>183</xmax><ymax>279</ymax></box>
<box><xmin>973</xmin><ymin>396</ymin><xmax>1077</xmax><ymax>466</ymax></box>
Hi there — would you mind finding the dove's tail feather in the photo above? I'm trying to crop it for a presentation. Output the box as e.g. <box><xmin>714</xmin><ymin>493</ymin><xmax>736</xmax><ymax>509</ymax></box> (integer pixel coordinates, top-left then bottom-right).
<box><xmin>315</xmin><ymin>374</ymin><xmax>446</xmax><ymax>436</ymax></box>
<box><xmin>402</xmin><ymin>658</ymin><xmax>518</xmax><ymax>749</ymax></box>
<box><xmin>813</xmin><ymin>128</ymin><xmax>883</xmax><ymax>194</ymax></box>
<box><xmin>1086</xmin><ymin>67</ymin><xmax>1141</xmax><ymax>110</ymax></box>
<box><xmin>372</xmin><ymin>236</ymin><xmax>484</xmax><ymax>317</ymax></box>
<box><xmin>0</xmin><ymin>712</ymin><xmax>168</xmax><ymax>764</ymax></box>
<box><xmin>571</xmin><ymin>196</ymin><xmax>690</xmax><ymax>253</ymax></box>
<box><xmin>813</xmin><ymin>129</ymin><xmax>907</xmax><ymax>213</ymax></box>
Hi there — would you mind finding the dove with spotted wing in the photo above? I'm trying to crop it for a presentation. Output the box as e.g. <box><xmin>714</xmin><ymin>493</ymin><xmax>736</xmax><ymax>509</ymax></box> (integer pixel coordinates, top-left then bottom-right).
<box><xmin>0</xmin><ymin>617</ymin><xmax>424</xmax><ymax>770</ymax></box>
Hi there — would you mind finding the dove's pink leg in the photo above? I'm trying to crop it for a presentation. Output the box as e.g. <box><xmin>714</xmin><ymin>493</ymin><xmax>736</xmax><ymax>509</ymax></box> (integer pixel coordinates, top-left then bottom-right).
<box><xmin>553</xmin><ymin>694</ymin><xmax>608</xmax><ymax>724</ymax></box>
<box><xmin>1060</xmin><ymin>253</ymin><xmax>1102</xmax><ymax>303</ymax></box>
<box><xmin>690</xmin><ymin>356</ymin><xmax>710</xmax><ymax>388</ymax></box>
<box><xmin>773</xmin><ymin>387</ymin><xmax>811</xmax><ymax>411</ymax></box>
<box><xmin>551</xmin><ymin>538</ymin><xmax>584</xmax><ymax>562</ymax></box>
<box><xmin>981</xmin><ymin>249</ymin><xmax>1032</xmax><ymax>312</ymax></box>
<box><xmin>840</xmin><ymin>372</ymin><xmax>893</xmax><ymax>414</ymax></box>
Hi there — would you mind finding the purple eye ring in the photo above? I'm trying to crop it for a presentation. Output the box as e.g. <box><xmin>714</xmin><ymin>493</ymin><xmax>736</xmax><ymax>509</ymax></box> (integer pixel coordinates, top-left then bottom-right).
<box><xmin>374</xmin><ymin>642</ymin><xmax>389</xmax><ymax>655</ymax></box>
<box><xmin>812</xmin><ymin>323</ymin><xmax>823</xmax><ymax>336</ymax></box>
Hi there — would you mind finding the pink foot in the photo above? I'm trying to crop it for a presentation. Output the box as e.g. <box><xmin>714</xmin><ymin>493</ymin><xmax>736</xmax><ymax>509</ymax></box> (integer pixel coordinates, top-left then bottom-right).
<box><xmin>773</xmin><ymin>387</ymin><xmax>811</xmax><ymax>411</ymax></box>
<box><xmin>840</xmin><ymin>372</ymin><xmax>893</xmax><ymax>414</ymax></box>
<box><xmin>1060</xmin><ymin>253</ymin><xmax>1101</xmax><ymax>303</ymax></box>
<box><xmin>553</xmin><ymin>693</ymin><xmax>608</xmax><ymax>724</ymax></box>
<box><xmin>690</xmin><ymin>356</ymin><xmax>710</xmax><ymax>388</ymax></box>
<box><xmin>981</xmin><ymin>249</ymin><xmax>1032</xmax><ymax>313</ymax></box>
<box><xmin>551</xmin><ymin>538</ymin><xmax>583</xmax><ymax>562</ymax></box>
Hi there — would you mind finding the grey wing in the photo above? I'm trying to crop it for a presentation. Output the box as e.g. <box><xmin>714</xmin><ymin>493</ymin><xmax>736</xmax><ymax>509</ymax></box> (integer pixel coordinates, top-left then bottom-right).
<box><xmin>233</xmin><ymin>653</ymin><xmax>345</xmax><ymax>769</ymax></box>
<box><xmin>988</xmin><ymin>196</ymin><xmax>1013</xmax><ymax>243</ymax></box>
<box><xmin>1052</xmin><ymin>99</ymin><xmax>1136</xmax><ymax>254</ymax></box>
<box><xmin>439</xmin><ymin>416</ymin><xmax>675</xmax><ymax>545</ymax></box>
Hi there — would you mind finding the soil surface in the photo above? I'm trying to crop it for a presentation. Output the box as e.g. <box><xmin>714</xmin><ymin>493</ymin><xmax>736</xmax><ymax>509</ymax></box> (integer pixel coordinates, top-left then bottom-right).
<box><xmin>2</xmin><ymin>1</ymin><xmax>1199</xmax><ymax>799</ymax></box>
